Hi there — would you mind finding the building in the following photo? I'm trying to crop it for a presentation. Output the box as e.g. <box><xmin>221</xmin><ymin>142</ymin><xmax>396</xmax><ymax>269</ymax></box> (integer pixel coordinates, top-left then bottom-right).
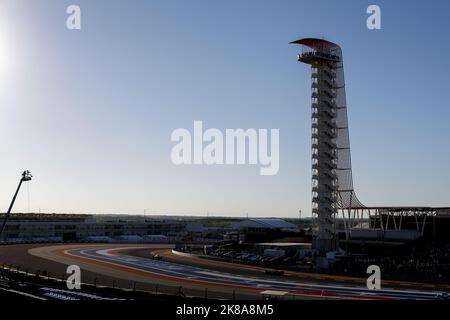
<box><xmin>0</xmin><ymin>213</ymin><xmax>186</xmax><ymax>242</ymax></box>
<box><xmin>230</xmin><ymin>218</ymin><xmax>299</xmax><ymax>232</ymax></box>
<box><xmin>251</xmin><ymin>242</ymin><xmax>312</xmax><ymax>258</ymax></box>
<box><xmin>229</xmin><ymin>218</ymin><xmax>300</xmax><ymax>243</ymax></box>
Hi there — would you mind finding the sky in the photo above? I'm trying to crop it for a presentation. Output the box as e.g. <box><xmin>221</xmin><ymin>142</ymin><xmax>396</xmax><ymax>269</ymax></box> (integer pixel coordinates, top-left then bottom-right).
<box><xmin>1</xmin><ymin>0</ymin><xmax>450</xmax><ymax>217</ymax></box>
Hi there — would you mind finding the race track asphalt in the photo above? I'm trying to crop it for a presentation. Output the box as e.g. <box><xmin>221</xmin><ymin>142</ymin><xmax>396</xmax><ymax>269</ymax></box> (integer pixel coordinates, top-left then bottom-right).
<box><xmin>1</xmin><ymin>244</ymin><xmax>449</xmax><ymax>300</ymax></box>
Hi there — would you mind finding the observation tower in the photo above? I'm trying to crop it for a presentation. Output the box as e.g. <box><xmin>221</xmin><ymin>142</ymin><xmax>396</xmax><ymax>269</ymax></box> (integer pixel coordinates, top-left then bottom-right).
<box><xmin>291</xmin><ymin>38</ymin><xmax>364</xmax><ymax>252</ymax></box>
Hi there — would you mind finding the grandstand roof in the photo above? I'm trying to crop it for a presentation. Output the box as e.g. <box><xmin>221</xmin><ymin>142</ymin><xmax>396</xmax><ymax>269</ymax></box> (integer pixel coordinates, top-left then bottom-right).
<box><xmin>230</xmin><ymin>218</ymin><xmax>298</xmax><ymax>231</ymax></box>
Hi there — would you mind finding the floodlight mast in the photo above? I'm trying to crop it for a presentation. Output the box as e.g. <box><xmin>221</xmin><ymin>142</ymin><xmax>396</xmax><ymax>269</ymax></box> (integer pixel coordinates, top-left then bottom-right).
<box><xmin>0</xmin><ymin>170</ymin><xmax>33</xmax><ymax>236</ymax></box>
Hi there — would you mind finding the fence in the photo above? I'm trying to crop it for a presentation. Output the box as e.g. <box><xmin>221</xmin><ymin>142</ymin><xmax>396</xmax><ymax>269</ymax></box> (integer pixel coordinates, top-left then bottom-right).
<box><xmin>0</xmin><ymin>264</ymin><xmax>270</xmax><ymax>300</ymax></box>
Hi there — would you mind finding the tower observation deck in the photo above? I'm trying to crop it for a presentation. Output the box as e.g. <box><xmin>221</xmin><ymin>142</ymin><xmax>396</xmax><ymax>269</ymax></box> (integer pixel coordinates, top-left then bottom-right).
<box><xmin>291</xmin><ymin>38</ymin><xmax>364</xmax><ymax>252</ymax></box>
